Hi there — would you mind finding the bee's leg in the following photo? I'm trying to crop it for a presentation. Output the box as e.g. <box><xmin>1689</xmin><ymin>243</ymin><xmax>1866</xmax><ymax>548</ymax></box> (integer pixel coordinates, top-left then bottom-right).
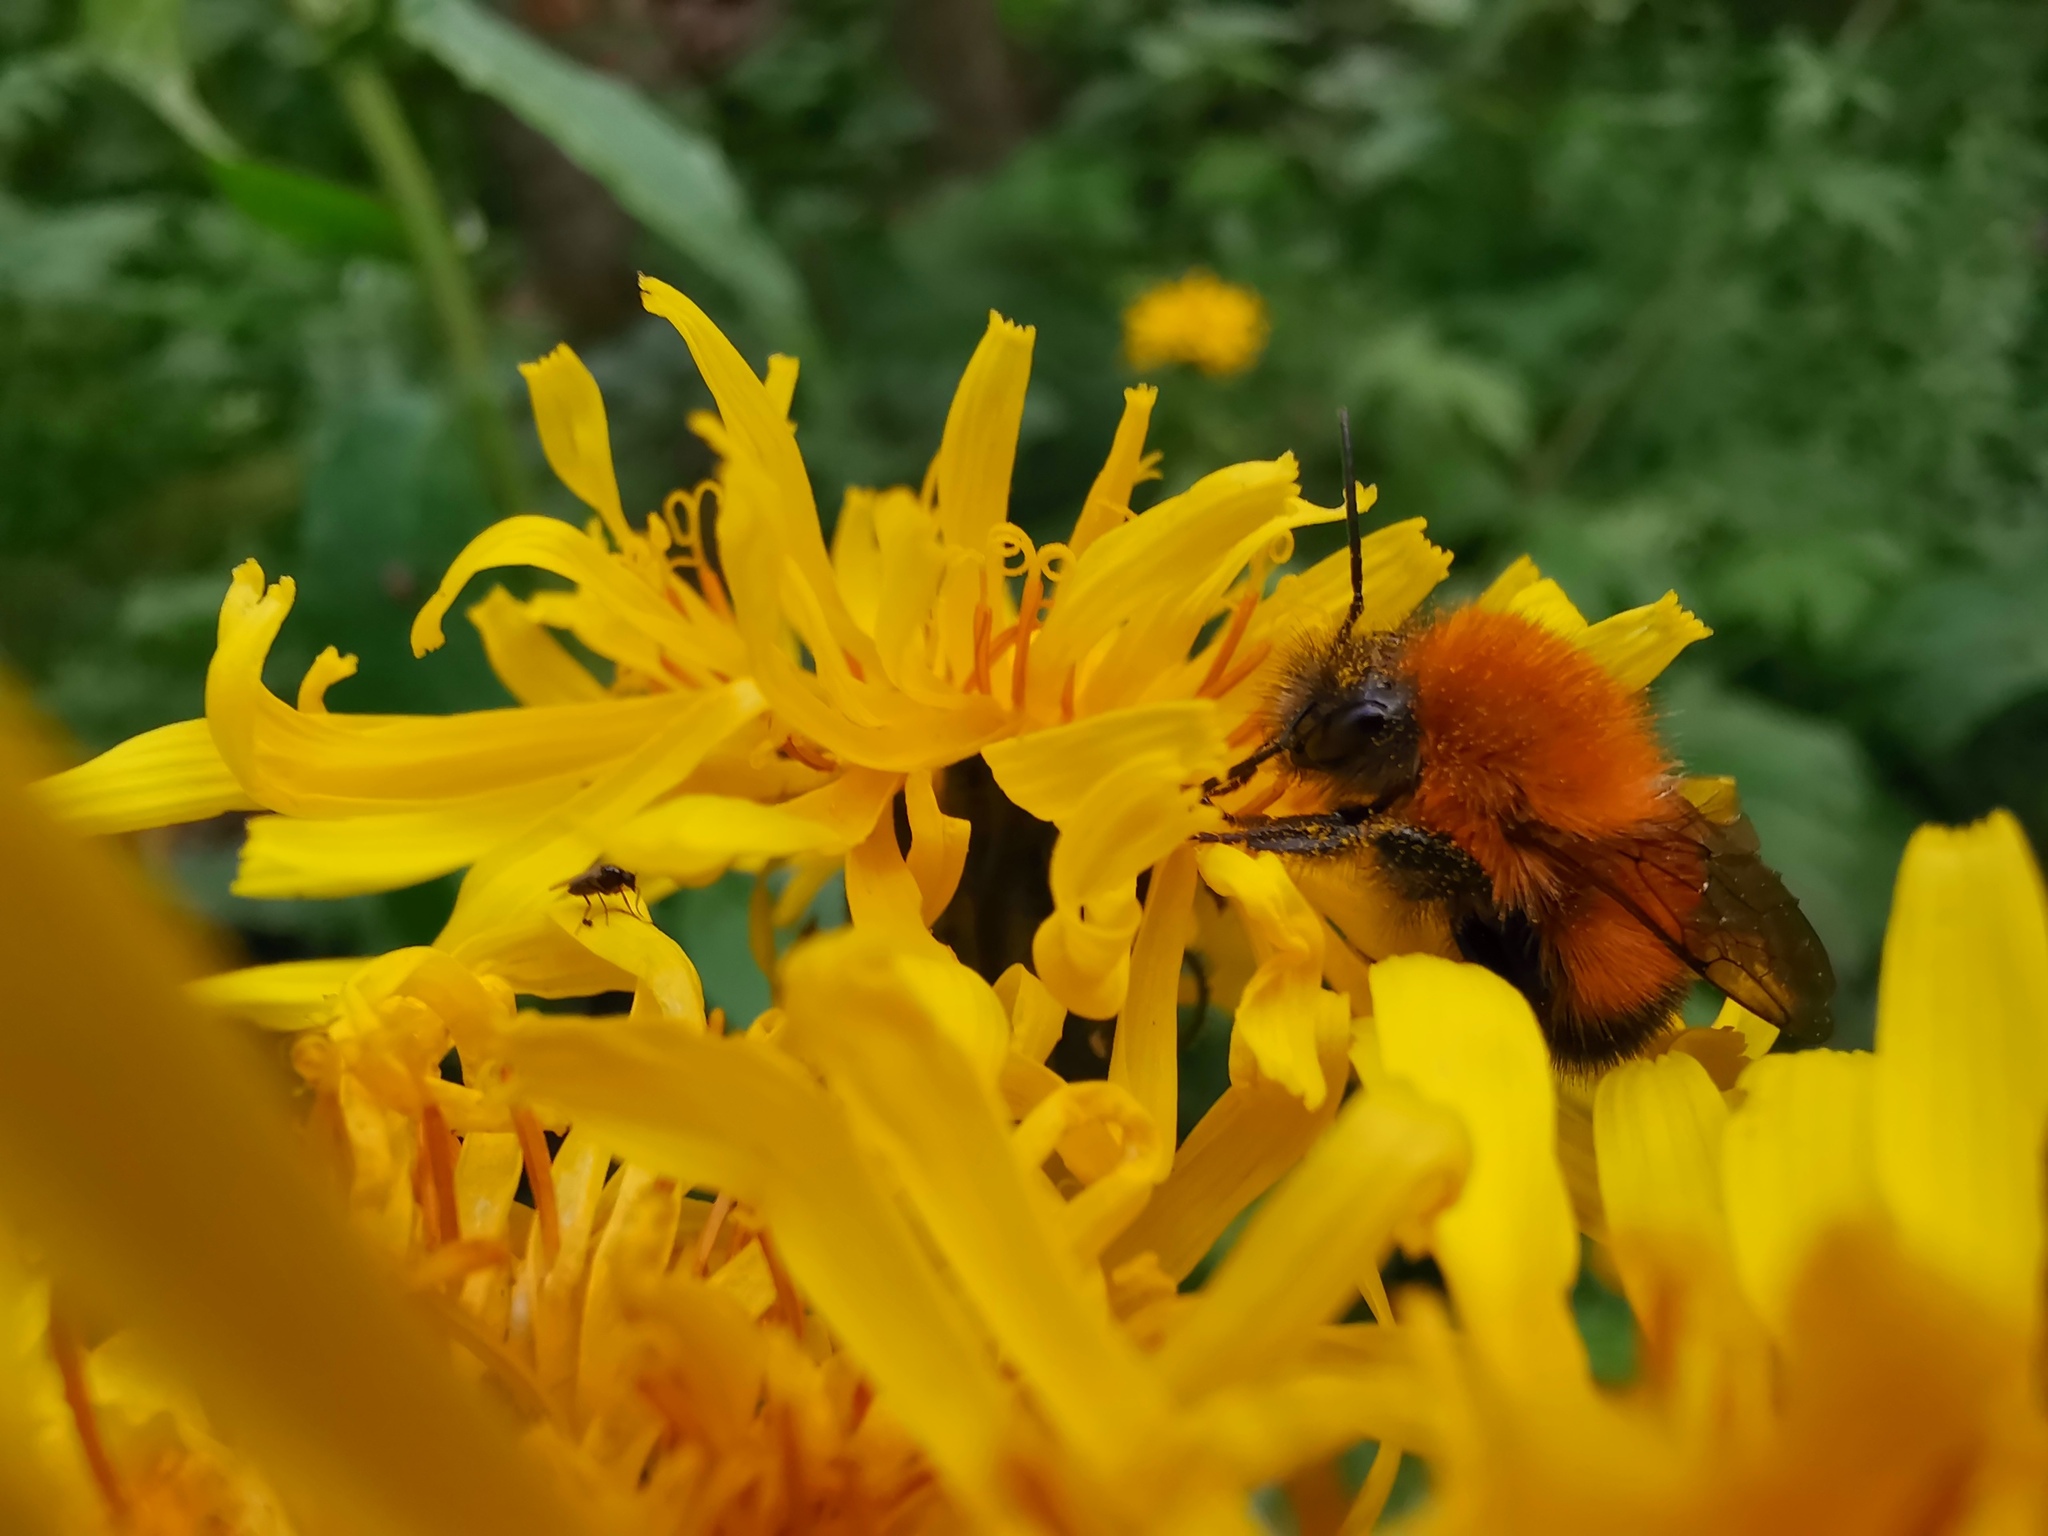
<box><xmin>580</xmin><ymin>894</ymin><xmax>595</xmax><ymax>927</ymax></box>
<box><xmin>1193</xmin><ymin>811</ymin><xmax>1366</xmax><ymax>858</ymax></box>
<box><xmin>1198</xmin><ymin>738</ymin><xmax>1285</xmax><ymax>802</ymax></box>
<box><xmin>1366</xmin><ymin>822</ymin><xmax>1490</xmax><ymax>903</ymax></box>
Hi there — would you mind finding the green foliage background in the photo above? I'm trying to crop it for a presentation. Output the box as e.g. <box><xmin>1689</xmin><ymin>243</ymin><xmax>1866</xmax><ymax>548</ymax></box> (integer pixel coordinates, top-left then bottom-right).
<box><xmin>4</xmin><ymin>0</ymin><xmax>2046</xmax><ymax>1048</ymax></box>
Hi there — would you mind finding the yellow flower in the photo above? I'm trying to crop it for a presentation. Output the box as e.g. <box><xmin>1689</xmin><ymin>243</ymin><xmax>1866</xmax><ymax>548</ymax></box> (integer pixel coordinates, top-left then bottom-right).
<box><xmin>1122</xmin><ymin>272</ymin><xmax>1271</xmax><ymax>378</ymax></box>
<box><xmin>1342</xmin><ymin>810</ymin><xmax>2048</xmax><ymax>1532</ymax></box>
<box><xmin>34</xmin><ymin>278</ymin><xmax>1458</xmax><ymax>1028</ymax></box>
<box><xmin>4</xmin><ymin>710</ymin><xmax>1494</xmax><ymax>1534</ymax></box>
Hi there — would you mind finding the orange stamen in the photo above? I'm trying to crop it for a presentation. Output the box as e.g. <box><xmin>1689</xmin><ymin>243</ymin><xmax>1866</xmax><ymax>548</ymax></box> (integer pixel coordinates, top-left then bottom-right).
<box><xmin>1197</xmin><ymin>584</ymin><xmax>1261</xmax><ymax>696</ymax></box>
<box><xmin>637</xmin><ymin>1373</ymin><xmax>709</xmax><ymax>1448</ymax></box>
<box><xmin>50</xmin><ymin>1307</ymin><xmax>126</xmax><ymax>1522</ymax></box>
<box><xmin>708</xmin><ymin>1006</ymin><xmax>728</xmax><ymax>1037</ymax></box>
<box><xmin>697</xmin><ymin>564</ymin><xmax>732</xmax><ymax>621</ymax></box>
<box><xmin>755</xmin><ymin>1230</ymin><xmax>806</xmax><ymax>1334</ymax></box>
<box><xmin>692</xmin><ymin>1191</ymin><xmax>737</xmax><ymax>1276</ymax></box>
<box><xmin>1227</xmin><ymin>712</ymin><xmax>1269</xmax><ymax>748</ymax></box>
<box><xmin>844</xmin><ymin>650</ymin><xmax>865</xmax><ymax>682</ymax></box>
<box><xmin>410</xmin><ymin>1238</ymin><xmax>513</xmax><ymax>1292</ymax></box>
<box><xmin>419</xmin><ymin>1102</ymin><xmax>462</xmax><ymax>1249</ymax></box>
<box><xmin>1060</xmin><ymin>665</ymin><xmax>1077</xmax><ymax>721</ymax></box>
<box><xmin>1230</xmin><ymin>773</ymin><xmax>1287</xmax><ymax>819</ymax></box>
<box><xmin>780</xmin><ymin>735</ymin><xmax>837</xmax><ymax>773</ymax></box>
<box><xmin>967</xmin><ymin>600</ymin><xmax>994</xmax><ymax>694</ymax></box>
<box><xmin>1202</xmin><ymin>640</ymin><xmax>1273</xmax><ymax>701</ymax></box>
<box><xmin>511</xmin><ymin>1106</ymin><xmax>561</xmax><ymax>1266</ymax></box>
<box><xmin>1011</xmin><ymin>567</ymin><xmax>1044</xmax><ymax>710</ymax></box>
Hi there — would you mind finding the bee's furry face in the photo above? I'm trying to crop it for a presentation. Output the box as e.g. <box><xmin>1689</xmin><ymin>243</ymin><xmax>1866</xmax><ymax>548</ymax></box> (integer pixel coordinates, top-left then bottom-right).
<box><xmin>1271</xmin><ymin>630</ymin><xmax>1422</xmax><ymax>806</ymax></box>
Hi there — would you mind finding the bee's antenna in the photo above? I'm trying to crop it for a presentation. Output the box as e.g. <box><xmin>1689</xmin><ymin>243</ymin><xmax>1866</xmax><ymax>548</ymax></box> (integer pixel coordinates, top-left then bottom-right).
<box><xmin>1339</xmin><ymin>409</ymin><xmax>1364</xmax><ymax>633</ymax></box>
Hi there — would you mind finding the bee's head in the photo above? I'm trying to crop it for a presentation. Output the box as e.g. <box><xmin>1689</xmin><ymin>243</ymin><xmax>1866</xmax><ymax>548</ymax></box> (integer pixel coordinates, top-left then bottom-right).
<box><xmin>1284</xmin><ymin>667</ymin><xmax>1421</xmax><ymax>803</ymax></box>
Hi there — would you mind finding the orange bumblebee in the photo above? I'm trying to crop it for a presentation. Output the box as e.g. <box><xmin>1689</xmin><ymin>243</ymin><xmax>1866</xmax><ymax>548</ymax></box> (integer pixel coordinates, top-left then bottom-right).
<box><xmin>1200</xmin><ymin>416</ymin><xmax>1835</xmax><ymax>1070</ymax></box>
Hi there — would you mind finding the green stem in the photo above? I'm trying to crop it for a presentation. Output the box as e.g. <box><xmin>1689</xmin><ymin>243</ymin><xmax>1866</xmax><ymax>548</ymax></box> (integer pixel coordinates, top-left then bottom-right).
<box><xmin>332</xmin><ymin>52</ymin><xmax>525</xmax><ymax>514</ymax></box>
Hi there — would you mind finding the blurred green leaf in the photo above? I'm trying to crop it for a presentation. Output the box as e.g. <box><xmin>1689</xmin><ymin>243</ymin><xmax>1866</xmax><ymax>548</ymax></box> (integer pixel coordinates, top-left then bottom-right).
<box><xmin>394</xmin><ymin>0</ymin><xmax>811</xmax><ymax>347</ymax></box>
<box><xmin>79</xmin><ymin>0</ymin><xmax>237</xmax><ymax>158</ymax></box>
<box><xmin>208</xmin><ymin>158</ymin><xmax>405</xmax><ymax>258</ymax></box>
<box><xmin>0</xmin><ymin>48</ymin><xmax>88</xmax><ymax>147</ymax></box>
<box><xmin>1866</xmin><ymin>566</ymin><xmax>2048</xmax><ymax>757</ymax></box>
<box><xmin>0</xmin><ymin>193</ymin><xmax>160</xmax><ymax>303</ymax></box>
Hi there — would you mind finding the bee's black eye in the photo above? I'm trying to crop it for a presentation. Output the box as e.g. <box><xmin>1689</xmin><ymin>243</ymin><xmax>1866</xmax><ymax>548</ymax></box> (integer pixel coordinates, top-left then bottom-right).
<box><xmin>1288</xmin><ymin>677</ymin><xmax>1420</xmax><ymax>801</ymax></box>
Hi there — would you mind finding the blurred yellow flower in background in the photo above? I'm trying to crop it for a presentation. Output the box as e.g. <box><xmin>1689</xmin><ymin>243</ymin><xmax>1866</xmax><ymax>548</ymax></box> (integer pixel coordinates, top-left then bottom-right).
<box><xmin>1122</xmin><ymin>272</ymin><xmax>1270</xmax><ymax>378</ymax></box>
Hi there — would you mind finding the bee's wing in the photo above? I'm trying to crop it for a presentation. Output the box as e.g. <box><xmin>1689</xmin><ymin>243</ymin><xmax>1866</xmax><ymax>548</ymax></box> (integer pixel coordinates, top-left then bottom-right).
<box><xmin>1535</xmin><ymin>804</ymin><xmax>1837</xmax><ymax>1048</ymax></box>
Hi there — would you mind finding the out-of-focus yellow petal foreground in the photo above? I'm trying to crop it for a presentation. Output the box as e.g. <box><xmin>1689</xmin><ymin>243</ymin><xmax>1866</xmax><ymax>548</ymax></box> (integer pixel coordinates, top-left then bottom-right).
<box><xmin>9</xmin><ymin>280</ymin><xmax>2047</xmax><ymax>1533</ymax></box>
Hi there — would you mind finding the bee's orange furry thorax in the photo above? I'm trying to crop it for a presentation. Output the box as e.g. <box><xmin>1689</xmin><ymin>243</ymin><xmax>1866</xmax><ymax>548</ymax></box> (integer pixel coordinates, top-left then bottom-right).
<box><xmin>1403</xmin><ymin>606</ymin><xmax>1677</xmax><ymax>907</ymax></box>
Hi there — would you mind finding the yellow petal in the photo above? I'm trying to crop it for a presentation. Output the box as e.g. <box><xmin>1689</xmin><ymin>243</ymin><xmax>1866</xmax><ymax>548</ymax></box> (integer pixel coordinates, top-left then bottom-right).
<box><xmin>295</xmin><ymin>645</ymin><xmax>358</xmax><ymax>711</ymax></box>
<box><xmin>608</xmin><ymin>767</ymin><xmax>898</xmax><ymax>884</ymax></box>
<box><xmin>778</xmin><ymin>928</ymin><xmax>1170</xmax><ymax>1461</ymax></box>
<box><xmin>1196</xmin><ymin>846</ymin><xmax>1345</xmax><ymax>1109</ymax></box>
<box><xmin>1032</xmin><ymin>895</ymin><xmax>1142</xmax><ymax>1021</ymax></box>
<box><xmin>763</xmin><ymin>352</ymin><xmax>799</xmax><ymax>417</ymax></box>
<box><xmin>451</xmin><ymin>914</ymin><xmax>641</xmax><ymax>1004</ymax></box>
<box><xmin>715</xmin><ymin>489</ymin><xmax>1011</xmax><ymax>769</ymax></box>
<box><xmin>1180</xmin><ymin>1371</ymin><xmax>1436</xmax><ymax>1493</ymax></box>
<box><xmin>409</xmin><ymin>517</ymin><xmax>694</xmax><ymax>669</ymax></box>
<box><xmin>865</xmin><ymin>488</ymin><xmax>955</xmax><ymax>702</ymax></box>
<box><xmin>1069</xmin><ymin>384</ymin><xmax>1159</xmax><ymax>557</ymax></box>
<box><xmin>34</xmin><ymin>718</ymin><xmax>258</xmax><ymax>835</ymax></box>
<box><xmin>0</xmin><ymin>1233</ymin><xmax>92</xmax><ymax>1532</ymax></box>
<box><xmin>188</xmin><ymin>956</ymin><xmax>370</xmax><ymax>1029</ymax></box>
<box><xmin>1157</xmin><ymin>1083</ymin><xmax>1466</xmax><ymax>1399</ymax></box>
<box><xmin>0</xmin><ymin>718</ymin><xmax>581</xmax><ymax>1536</ymax></box>
<box><xmin>1009</xmin><ymin>1079</ymin><xmax>1162</xmax><ymax>1263</ymax></box>
<box><xmin>1034</xmin><ymin>459</ymin><xmax>1330</xmax><ymax>719</ymax></box>
<box><xmin>1873</xmin><ymin>810</ymin><xmax>2048</xmax><ymax>1335</ymax></box>
<box><xmin>1717</xmin><ymin>993</ymin><xmax>1780</xmax><ymax>1060</ymax></box>
<box><xmin>1047</xmin><ymin>753</ymin><xmax>1213</xmax><ymax>912</ymax></box>
<box><xmin>830</xmin><ymin>487</ymin><xmax>886</xmax><ymax>631</ymax></box>
<box><xmin>989</xmin><ymin>705</ymin><xmax>1225</xmax><ymax>1018</ymax></box>
<box><xmin>1106</xmin><ymin>1009</ymin><xmax>1352</xmax><ymax>1282</ymax></box>
<box><xmin>930</xmin><ymin>311</ymin><xmax>1035</xmax><ymax>550</ymax></box>
<box><xmin>1476</xmin><ymin>553</ymin><xmax>1539</xmax><ymax>605</ymax></box>
<box><xmin>577</xmin><ymin>1166</ymin><xmax>683</xmax><ymax>1423</ymax></box>
<box><xmin>1477</xmin><ymin>556</ymin><xmax>1587</xmax><ymax>637</ymax></box>
<box><xmin>845</xmin><ymin>814</ymin><xmax>951</xmax><ymax>961</ymax></box>
<box><xmin>550</xmin><ymin>905</ymin><xmax>704</xmax><ymax>1029</ymax></box>
<box><xmin>1108</xmin><ymin>846</ymin><xmax>1197</xmax><ymax>1180</ymax></box>
<box><xmin>465</xmin><ymin>587</ymin><xmax>606</xmax><ymax>706</ymax></box>
<box><xmin>903</xmin><ymin>768</ymin><xmax>970</xmax><ymax>925</ymax></box>
<box><xmin>1243</xmin><ymin>518</ymin><xmax>1452</xmax><ymax>653</ymax></box>
<box><xmin>1371</xmin><ymin>954</ymin><xmax>1583</xmax><ymax>1381</ymax></box>
<box><xmin>503</xmin><ymin>1013</ymin><xmax>1013</xmax><ymax>1500</ymax></box>
<box><xmin>234</xmin><ymin>776</ymin><xmax>586</xmax><ymax>899</ymax></box>
<box><xmin>1594</xmin><ymin>1051</ymin><xmax>1729</xmax><ymax>1250</ymax></box>
<box><xmin>984</xmin><ymin>702</ymin><xmax>1225</xmax><ymax>824</ymax></box>
<box><xmin>1088</xmin><ymin>489</ymin><xmax>1356</xmax><ymax>714</ymax></box>
<box><xmin>1721</xmin><ymin>1050</ymin><xmax>1881</xmax><ymax>1334</ymax></box>
<box><xmin>996</xmin><ymin>961</ymin><xmax>1066</xmax><ymax>1065</ymax></box>
<box><xmin>1577</xmin><ymin>591</ymin><xmax>1712</xmax><ymax>692</ymax></box>
<box><xmin>212</xmin><ymin>560</ymin><xmax>718</xmax><ymax>814</ymax></box>
<box><xmin>435</xmin><ymin>682</ymin><xmax>765</xmax><ymax>950</ymax></box>
<box><xmin>638</xmin><ymin>278</ymin><xmax>873</xmax><ymax>666</ymax></box>
<box><xmin>519</xmin><ymin>343</ymin><xmax>629</xmax><ymax>544</ymax></box>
